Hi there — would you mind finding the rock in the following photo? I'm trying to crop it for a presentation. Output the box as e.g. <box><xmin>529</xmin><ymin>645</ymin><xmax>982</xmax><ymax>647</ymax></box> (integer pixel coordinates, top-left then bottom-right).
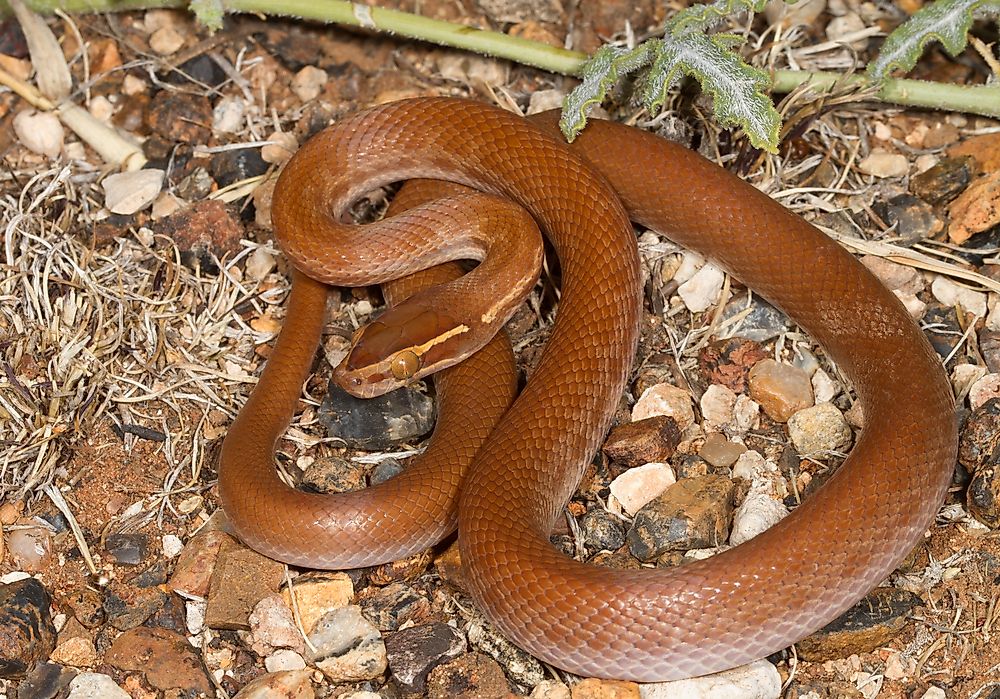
<box><xmin>627</xmin><ymin>475</ymin><xmax>736</xmax><ymax>561</ymax></box>
<box><xmin>369</xmin><ymin>548</ymin><xmax>434</xmax><ymax>586</ymax></box>
<box><xmin>787</xmin><ymin>403</ymin><xmax>852</xmax><ymax>455</ymax></box>
<box><xmin>104</xmin><ymin>626</ymin><xmax>213</xmax><ymax>695</ymax></box>
<box><xmin>467</xmin><ymin>619</ymin><xmax>546</xmax><ymax>687</ymax></box>
<box><xmin>104</xmin><ymin>532</ymin><xmax>148</xmax><ymax>566</ymax></box>
<box><xmin>291</xmin><ymin>65</ymin><xmax>328</xmax><ymax>102</ymax></box>
<box><xmin>13</xmin><ymin>109</ymin><xmax>63</xmax><ymax>158</ymax></box>
<box><xmin>609</xmin><ymin>463</ymin><xmax>676</xmax><ymax>516</ymax></box>
<box><xmin>281</xmin><ymin>572</ymin><xmax>354</xmax><ymax>634</ymax></box>
<box><xmin>580</xmin><ymin>509</ymin><xmax>627</xmax><ymax>553</ymax></box>
<box><xmin>948</xmin><ymin>171</ymin><xmax>1000</xmax><ymax>244</ymax></box>
<box><xmin>949</xmin><ymin>131</ymin><xmax>1000</xmax><ymax>171</ymax></box>
<box><xmin>731</xmin><ymin>451</ymin><xmax>787</xmax><ymax>500</ymax></box>
<box><xmin>168</xmin><ymin>529</ymin><xmax>231</xmax><ymax>597</ymax></box>
<box><xmin>858</xmin><ymin>150</ymin><xmax>908</xmax><ymax>178</ymax></box>
<box><xmin>161</xmin><ymin>534</ymin><xmax>184</xmax><ymax>558</ymax></box>
<box><xmin>211</xmin><ymin>147</ymin><xmax>269</xmax><ymax>189</ymax></box>
<box><xmin>385</xmin><ymin>622</ymin><xmax>466</xmax><ymax>693</ymax></box>
<box><xmin>968</xmin><ymin>466</ymin><xmax>1000</xmax><ymax>528</ymax></box>
<box><xmin>299</xmin><ymin>456</ymin><xmax>366</xmax><ymax>493</ymax></box>
<box><xmin>359</xmin><ymin>582</ymin><xmax>430</xmax><ymax>632</ymax></box>
<box><xmin>970</xmin><ymin>373</ymin><xmax>1000</xmax><ymax>410</ymax></box>
<box><xmin>262</xmin><ymin>130</ymin><xmax>298</xmax><ymax>165</ymax></box>
<box><xmin>7</xmin><ymin>526</ymin><xmax>53</xmax><ymax>572</ymax></box>
<box><xmin>859</xmin><ymin>256</ymin><xmax>924</xmax><ymax>294</ymax></box>
<box><xmin>370</xmin><ymin>457</ymin><xmax>405</xmax><ymax>485</ymax></box>
<box><xmin>204</xmin><ymin>537</ymin><xmax>286</xmax><ymax>630</ymax></box>
<box><xmin>748</xmin><ymin>359</ymin><xmax>813</xmax><ymax>423</ymax></box>
<box><xmin>249</xmin><ymin>595</ymin><xmax>305</xmax><ymax>655</ymax></box>
<box><xmin>426</xmin><ymin>652</ymin><xmax>509</xmax><ymax>699</ymax></box>
<box><xmin>165</xmin><ymin>53</ymin><xmax>228</xmax><ymax>87</ymax></box>
<box><xmin>49</xmin><ymin>636</ymin><xmax>98</xmax><ymax>668</ymax></box>
<box><xmin>102</xmin><ymin>583</ymin><xmax>166</xmax><ymax>631</ymax></box>
<box><xmin>146</xmin><ymin>91</ymin><xmax>213</xmax><ymax>142</ymax></box>
<box><xmin>149</xmin><ymin>25</ymin><xmax>184</xmax><ymax>54</ymax></box>
<box><xmin>678</xmin><ymin>262</ymin><xmax>725</xmax><ymax>312</ymax></box>
<box><xmin>931</xmin><ymin>275</ymin><xmax>988</xmax><ymax>317</ymax></box>
<box><xmin>723</xmin><ymin>294</ymin><xmax>790</xmax><ymax>343</ymax></box>
<box><xmin>531</xmin><ymin>679</ymin><xmax>572</xmax><ymax>698</ymax></box>
<box><xmin>730</xmin><ymin>492</ymin><xmax>789</xmax><ymax>546</ymax></box>
<box><xmin>698</xmin><ymin>432</ymin><xmax>746</xmax><ymax>469</ymax></box>
<box><xmin>797</xmin><ymin>588</ymin><xmax>922</xmax><ymax>661</ymax></box>
<box><xmin>65</xmin><ymin>672</ymin><xmax>130</xmax><ymax>699</ymax></box>
<box><xmin>153</xmin><ymin>200</ymin><xmax>244</xmax><ymax>267</ymax></box>
<box><xmin>175</xmin><ymin>166</ymin><xmax>216</xmax><ymax>202</ymax></box>
<box><xmin>732</xmin><ymin>396</ymin><xmax>761</xmax><ymax>435</ymax></box>
<box><xmin>699</xmin><ymin>385</ymin><xmax>737</xmax><ymax>431</ymax></box>
<box><xmin>871</xmin><ymin>194</ymin><xmax>943</xmax><ymax>245</ymax></box>
<box><xmin>632</xmin><ymin>383</ymin><xmax>695</xmax><ymax>429</ymax></box>
<box><xmin>102</xmin><ymin>169</ymin><xmax>165</xmax><ymax>215</ymax></box>
<box><xmin>318</xmin><ymin>381</ymin><xmax>435</xmax><ymax>450</ymax></box>
<box><xmin>602</xmin><ymin>416</ymin><xmax>682</xmax><ymax>469</ymax></box>
<box><xmin>959</xmin><ymin>398</ymin><xmax>1000</xmax><ymax>471</ymax></box>
<box><xmin>0</xmin><ymin>578</ymin><xmax>56</xmax><ymax>678</ymax></box>
<box><xmin>640</xmin><ymin>659</ymin><xmax>781</xmax><ymax>698</ymax></box>
<box><xmin>232</xmin><ymin>669</ymin><xmax>314</xmax><ymax>699</ymax></box>
<box><xmin>910</xmin><ymin>156</ymin><xmax>974</xmax><ymax>205</ymax></box>
<box><xmin>699</xmin><ymin>338</ymin><xmax>769</xmax><ymax>394</ymax></box>
<box><xmin>306</xmin><ymin>606</ymin><xmax>387</xmax><ymax>682</ymax></box>
<box><xmin>811</xmin><ymin>368</ymin><xmax>839</xmax><ymax>404</ymax></box>
<box><xmin>765</xmin><ymin>0</ymin><xmax>825</xmax><ymax>27</ymax></box>
<box><xmin>571</xmin><ymin>678</ymin><xmax>640</xmax><ymax>698</ymax></box>
<box><xmin>15</xmin><ymin>661</ymin><xmax>76</xmax><ymax>698</ymax></box>
<box><xmin>265</xmin><ymin>649</ymin><xmax>307</xmax><ymax>672</ymax></box>
<box><xmin>212</xmin><ymin>94</ymin><xmax>246</xmax><ymax>133</ymax></box>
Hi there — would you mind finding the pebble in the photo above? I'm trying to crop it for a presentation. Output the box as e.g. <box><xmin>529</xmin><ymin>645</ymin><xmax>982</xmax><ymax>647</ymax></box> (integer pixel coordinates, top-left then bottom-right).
<box><xmin>318</xmin><ymin>381</ymin><xmax>435</xmax><ymax>450</ymax></box>
<box><xmin>15</xmin><ymin>661</ymin><xmax>76</xmax><ymax>697</ymax></box>
<box><xmin>426</xmin><ymin>652</ymin><xmax>510</xmax><ymax>699</ymax></box>
<box><xmin>796</xmin><ymin>588</ymin><xmax>922</xmax><ymax>661</ymax></box>
<box><xmin>984</xmin><ymin>329</ymin><xmax>1000</xmax><ymax>372</ymax></box>
<box><xmin>787</xmin><ymin>403</ymin><xmax>852</xmax><ymax>455</ymax></box>
<box><xmin>212</xmin><ymin>95</ymin><xmax>246</xmax><ymax>133</ymax></box>
<box><xmin>102</xmin><ymin>169</ymin><xmax>165</xmax><ymax>215</ymax></box>
<box><xmin>765</xmin><ymin>0</ymin><xmax>826</xmax><ymax>27</ymax></box>
<box><xmin>570</xmin><ymin>678</ymin><xmax>639</xmax><ymax>697</ymax></box>
<box><xmin>232</xmin><ymin>669</ymin><xmax>314</xmax><ymax>699</ymax></box>
<box><xmin>291</xmin><ymin>65</ymin><xmax>328</xmax><ymax>102</ymax></box>
<box><xmin>467</xmin><ymin>618</ymin><xmax>546</xmax><ymax>687</ymax></box>
<box><xmin>858</xmin><ymin>150</ymin><xmax>908</xmax><ymax>178</ymax></box>
<box><xmin>104</xmin><ymin>626</ymin><xmax>214</xmax><ymax>695</ymax></box>
<box><xmin>306</xmin><ymin>606</ymin><xmax>387</xmax><ymax>682</ymax></box>
<box><xmin>146</xmin><ymin>91</ymin><xmax>213</xmax><ymax>142</ymax></box>
<box><xmin>13</xmin><ymin>109</ymin><xmax>64</xmax><ymax>158</ymax></box>
<box><xmin>699</xmin><ymin>337</ymin><xmax>769</xmax><ymax>394</ymax></box>
<box><xmin>168</xmin><ymin>529</ymin><xmax>231</xmax><ymax>597</ymax></box>
<box><xmin>360</xmin><ymin>582</ymin><xmax>430</xmax><ymax>632</ymax></box>
<box><xmin>249</xmin><ymin>595</ymin><xmax>305</xmax><ymax>655</ymax></box>
<box><xmin>281</xmin><ymin>571</ymin><xmax>354</xmax><ymax>634</ymax></box>
<box><xmin>968</xmin><ymin>466</ymin><xmax>1000</xmax><ymax>527</ymax></box>
<box><xmin>531</xmin><ymin>679</ymin><xmax>572</xmax><ymax>698</ymax></box>
<box><xmin>370</xmin><ymin>457</ymin><xmax>405</xmax><ymax>485</ymax></box>
<box><xmin>368</xmin><ymin>548</ymin><xmax>434</xmax><ymax>585</ymax></box>
<box><xmin>859</xmin><ymin>255</ymin><xmax>924</xmax><ymax>294</ymax></box>
<box><xmin>732</xmin><ymin>451</ymin><xmax>788</xmax><ymax>500</ymax></box>
<box><xmin>262</xmin><ymin>130</ymin><xmax>298</xmax><ymax>165</ymax></box>
<box><xmin>166</xmin><ymin>54</ymin><xmax>228</xmax><ymax>87</ymax></box>
<box><xmin>299</xmin><ymin>456</ymin><xmax>366</xmax><ymax>493</ymax></box>
<box><xmin>639</xmin><ymin>659</ymin><xmax>781</xmax><ymax>698</ymax></box>
<box><xmin>602</xmin><ymin>416</ymin><xmax>682</xmax><ymax>469</ymax></box>
<box><xmin>920</xmin><ymin>689</ymin><xmax>946</xmax><ymax>699</ymax></box>
<box><xmin>958</xmin><ymin>398</ymin><xmax>1000</xmax><ymax>471</ymax></box>
<box><xmin>49</xmin><ymin>635</ymin><xmax>98</xmax><ymax>668</ymax></box>
<box><xmin>149</xmin><ymin>25</ymin><xmax>184</xmax><ymax>54</ymax></box>
<box><xmin>723</xmin><ymin>294</ymin><xmax>789</xmax><ymax>343</ymax></box>
<box><xmin>7</xmin><ymin>525</ymin><xmax>52</xmax><ymax>571</ymax></box>
<box><xmin>910</xmin><ymin>156</ymin><xmax>974</xmax><ymax>205</ymax></box>
<box><xmin>698</xmin><ymin>432</ymin><xmax>746</xmax><ymax>469</ymax></box>
<box><xmin>931</xmin><ymin>275</ymin><xmax>988</xmax><ymax>317</ymax></box>
<box><xmin>871</xmin><ymin>194</ymin><xmax>943</xmax><ymax>245</ymax></box>
<box><xmin>632</xmin><ymin>383</ymin><xmax>695</xmax><ymax>429</ymax></box>
<box><xmin>204</xmin><ymin>537</ymin><xmax>286</xmax><ymax>630</ymax></box>
<box><xmin>245</xmin><ymin>246</ymin><xmax>278</xmax><ymax>281</ymax></box>
<box><xmin>264</xmin><ymin>649</ymin><xmax>307</xmax><ymax>672</ymax></box>
<box><xmin>609</xmin><ymin>463</ymin><xmax>676</xmax><ymax>516</ymax></box>
<box><xmin>385</xmin><ymin>622</ymin><xmax>466</xmax><ymax>693</ymax></box>
<box><xmin>627</xmin><ymin>475</ymin><xmax>736</xmax><ymax>561</ymax></box>
<box><xmin>810</xmin><ymin>368</ymin><xmax>839</xmax><ymax>404</ymax></box>
<box><xmin>66</xmin><ymin>672</ymin><xmax>130</xmax><ymax>699</ymax></box>
<box><xmin>161</xmin><ymin>533</ymin><xmax>184</xmax><ymax>558</ymax></box>
<box><xmin>700</xmin><ymin>385</ymin><xmax>737</xmax><ymax>431</ymax></box>
<box><xmin>101</xmin><ymin>583</ymin><xmax>167</xmax><ymax>630</ymax></box>
<box><xmin>748</xmin><ymin>359</ymin><xmax>814</xmax><ymax>423</ymax></box>
<box><xmin>678</xmin><ymin>262</ymin><xmax>725</xmax><ymax>313</ymax></box>
<box><xmin>104</xmin><ymin>532</ymin><xmax>149</xmax><ymax>566</ymax></box>
<box><xmin>0</xmin><ymin>577</ymin><xmax>56</xmax><ymax>678</ymax></box>
<box><xmin>580</xmin><ymin>509</ymin><xmax>627</xmax><ymax>552</ymax></box>
<box><xmin>730</xmin><ymin>491</ymin><xmax>789</xmax><ymax>546</ymax></box>
<box><xmin>969</xmin><ymin>373</ymin><xmax>1000</xmax><ymax>409</ymax></box>
<box><xmin>948</xmin><ymin>171</ymin><xmax>1000</xmax><ymax>244</ymax></box>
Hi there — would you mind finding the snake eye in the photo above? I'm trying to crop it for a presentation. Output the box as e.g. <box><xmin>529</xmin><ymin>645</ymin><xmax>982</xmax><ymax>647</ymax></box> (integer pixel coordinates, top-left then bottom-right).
<box><xmin>389</xmin><ymin>350</ymin><xmax>421</xmax><ymax>381</ymax></box>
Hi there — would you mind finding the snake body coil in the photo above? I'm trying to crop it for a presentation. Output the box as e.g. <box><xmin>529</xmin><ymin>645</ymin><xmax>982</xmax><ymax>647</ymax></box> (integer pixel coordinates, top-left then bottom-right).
<box><xmin>220</xmin><ymin>98</ymin><xmax>957</xmax><ymax>681</ymax></box>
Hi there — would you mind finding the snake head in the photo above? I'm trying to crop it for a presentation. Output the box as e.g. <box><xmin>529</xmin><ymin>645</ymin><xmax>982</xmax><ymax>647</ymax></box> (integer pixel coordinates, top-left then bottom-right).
<box><xmin>334</xmin><ymin>302</ymin><xmax>471</xmax><ymax>398</ymax></box>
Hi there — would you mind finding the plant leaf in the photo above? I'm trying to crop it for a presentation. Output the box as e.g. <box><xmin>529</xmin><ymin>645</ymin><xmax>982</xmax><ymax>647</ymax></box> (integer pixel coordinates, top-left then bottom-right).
<box><xmin>189</xmin><ymin>0</ymin><xmax>225</xmax><ymax>32</ymax></box>
<box><xmin>666</xmin><ymin>0</ymin><xmax>770</xmax><ymax>35</ymax></box>
<box><xmin>867</xmin><ymin>0</ymin><xmax>1000</xmax><ymax>80</ymax></box>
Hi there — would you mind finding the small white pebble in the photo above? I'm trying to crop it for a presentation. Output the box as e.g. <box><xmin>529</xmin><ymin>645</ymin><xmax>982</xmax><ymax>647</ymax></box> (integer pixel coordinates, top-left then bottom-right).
<box><xmin>678</xmin><ymin>262</ymin><xmax>725</xmax><ymax>313</ymax></box>
<box><xmin>103</xmin><ymin>169</ymin><xmax>165</xmax><ymax>215</ymax></box>
<box><xmin>730</xmin><ymin>492</ymin><xmax>789</xmax><ymax>546</ymax></box>
<box><xmin>858</xmin><ymin>150</ymin><xmax>908</xmax><ymax>178</ymax></box>
<box><xmin>969</xmin><ymin>373</ymin><xmax>1000</xmax><ymax>409</ymax></box>
<box><xmin>122</xmin><ymin>74</ymin><xmax>147</xmax><ymax>95</ymax></box>
<box><xmin>13</xmin><ymin>109</ymin><xmax>64</xmax><ymax>158</ymax></box>
<box><xmin>919</xmin><ymin>687</ymin><xmax>946</xmax><ymax>699</ymax></box>
<box><xmin>264</xmin><ymin>648</ymin><xmax>307</xmax><ymax>672</ymax></box>
<box><xmin>246</xmin><ymin>247</ymin><xmax>278</xmax><ymax>281</ymax></box>
<box><xmin>291</xmin><ymin>65</ymin><xmax>328</xmax><ymax>102</ymax></box>
<box><xmin>161</xmin><ymin>534</ymin><xmax>183</xmax><ymax>558</ymax></box>
<box><xmin>261</xmin><ymin>131</ymin><xmax>298</xmax><ymax>164</ymax></box>
<box><xmin>700</xmin><ymin>384</ymin><xmax>737</xmax><ymax>430</ymax></box>
<box><xmin>931</xmin><ymin>275</ymin><xmax>988</xmax><ymax>317</ymax></box>
<box><xmin>88</xmin><ymin>95</ymin><xmax>115</xmax><ymax>123</ymax></box>
<box><xmin>672</xmin><ymin>251</ymin><xmax>705</xmax><ymax>284</ymax></box>
<box><xmin>608</xmin><ymin>463</ymin><xmax>675</xmax><ymax>516</ymax></box>
<box><xmin>640</xmin><ymin>659</ymin><xmax>781</xmax><ymax>698</ymax></box>
<box><xmin>894</xmin><ymin>290</ymin><xmax>927</xmax><ymax>320</ymax></box>
<box><xmin>811</xmin><ymin>368</ymin><xmax>839</xmax><ymax>404</ymax></box>
<box><xmin>212</xmin><ymin>96</ymin><xmax>246</xmax><ymax>133</ymax></box>
<box><xmin>149</xmin><ymin>25</ymin><xmax>185</xmax><ymax>55</ymax></box>
<box><xmin>632</xmin><ymin>383</ymin><xmax>695</xmax><ymax>429</ymax></box>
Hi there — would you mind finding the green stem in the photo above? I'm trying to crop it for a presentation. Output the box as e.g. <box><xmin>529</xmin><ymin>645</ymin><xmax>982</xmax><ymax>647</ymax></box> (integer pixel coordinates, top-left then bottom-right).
<box><xmin>2</xmin><ymin>0</ymin><xmax>998</xmax><ymax>118</ymax></box>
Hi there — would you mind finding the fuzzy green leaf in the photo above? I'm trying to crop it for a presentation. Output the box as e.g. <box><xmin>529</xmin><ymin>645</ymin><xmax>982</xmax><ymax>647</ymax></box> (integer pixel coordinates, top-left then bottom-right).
<box><xmin>189</xmin><ymin>0</ymin><xmax>224</xmax><ymax>31</ymax></box>
<box><xmin>666</xmin><ymin>0</ymin><xmax>770</xmax><ymax>35</ymax></box>
<box><xmin>559</xmin><ymin>43</ymin><xmax>653</xmax><ymax>142</ymax></box>
<box><xmin>868</xmin><ymin>0</ymin><xmax>1000</xmax><ymax>80</ymax></box>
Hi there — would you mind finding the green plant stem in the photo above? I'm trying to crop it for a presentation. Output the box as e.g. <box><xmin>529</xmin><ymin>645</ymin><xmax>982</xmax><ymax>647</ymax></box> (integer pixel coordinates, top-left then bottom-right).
<box><xmin>2</xmin><ymin>0</ymin><xmax>998</xmax><ymax>119</ymax></box>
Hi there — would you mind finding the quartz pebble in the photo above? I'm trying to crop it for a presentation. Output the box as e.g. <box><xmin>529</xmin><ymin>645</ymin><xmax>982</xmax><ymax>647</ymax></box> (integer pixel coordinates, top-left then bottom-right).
<box><xmin>609</xmin><ymin>463</ymin><xmax>676</xmax><ymax>516</ymax></box>
<box><xmin>678</xmin><ymin>262</ymin><xmax>725</xmax><ymax>313</ymax></box>
<box><xmin>13</xmin><ymin>109</ymin><xmax>64</xmax><ymax>158</ymax></box>
<box><xmin>66</xmin><ymin>673</ymin><xmax>131</xmax><ymax>699</ymax></box>
<box><xmin>265</xmin><ymin>649</ymin><xmax>307</xmax><ymax>672</ymax></box>
<box><xmin>698</xmin><ymin>433</ymin><xmax>746</xmax><ymax>469</ymax></box>
<box><xmin>858</xmin><ymin>150</ymin><xmax>908</xmax><ymax>178</ymax></box>
<box><xmin>787</xmin><ymin>402</ymin><xmax>852</xmax><ymax>455</ymax></box>
<box><xmin>249</xmin><ymin>595</ymin><xmax>304</xmax><ymax>655</ymax></box>
<box><xmin>531</xmin><ymin>679</ymin><xmax>572</xmax><ymax>698</ymax></box>
<box><xmin>291</xmin><ymin>66</ymin><xmax>328</xmax><ymax>101</ymax></box>
<box><xmin>149</xmin><ymin>25</ymin><xmax>184</xmax><ymax>55</ymax></box>
<box><xmin>639</xmin><ymin>659</ymin><xmax>781</xmax><ymax>699</ymax></box>
<box><xmin>748</xmin><ymin>359</ymin><xmax>813</xmax><ymax>422</ymax></box>
<box><xmin>307</xmin><ymin>606</ymin><xmax>387</xmax><ymax>682</ymax></box>
<box><xmin>700</xmin><ymin>384</ymin><xmax>737</xmax><ymax>430</ymax></box>
<box><xmin>931</xmin><ymin>275</ymin><xmax>988</xmax><ymax>317</ymax></box>
<box><xmin>969</xmin><ymin>372</ymin><xmax>1000</xmax><ymax>409</ymax></box>
<box><xmin>212</xmin><ymin>95</ymin><xmax>246</xmax><ymax>133</ymax></box>
<box><xmin>730</xmin><ymin>491</ymin><xmax>789</xmax><ymax>546</ymax></box>
<box><xmin>7</xmin><ymin>525</ymin><xmax>52</xmax><ymax>571</ymax></box>
<box><xmin>811</xmin><ymin>368</ymin><xmax>839</xmax><ymax>404</ymax></box>
<box><xmin>632</xmin><ymin>383</ymin><xmax>695</xmax><ymax>429</ymax></box>
<box><xmin>281</xmin><ymin>572</ymin><xmax>353</xmax><ymax>634</ymax></box>
<box><xmin>103</xmin><ymin>169</ymin><xmax>165</xmax><ymax>215</ymax></box>
<box><xmin>232</xmin><ymin>669</ymin><xmax>314</xmax><ymax>699</ymax></box>
<box><xmin>384</xmin><ymin>622</ymin><xmax>466</xmax><ymax>693</ymax></box>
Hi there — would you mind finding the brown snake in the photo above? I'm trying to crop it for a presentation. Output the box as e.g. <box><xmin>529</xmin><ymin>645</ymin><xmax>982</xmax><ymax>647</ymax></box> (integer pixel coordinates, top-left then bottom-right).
<box><xmin>219</xmin><ymin>97</ymin><xmax>958</xmax><ymax>681</ymax></box>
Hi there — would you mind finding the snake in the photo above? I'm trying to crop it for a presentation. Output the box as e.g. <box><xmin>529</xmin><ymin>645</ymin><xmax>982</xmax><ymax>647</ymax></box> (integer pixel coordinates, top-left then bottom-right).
<box><xmin>219</xmin><ymin>97</ymin><xmax>957</xmax><ymax>681</ymax></box>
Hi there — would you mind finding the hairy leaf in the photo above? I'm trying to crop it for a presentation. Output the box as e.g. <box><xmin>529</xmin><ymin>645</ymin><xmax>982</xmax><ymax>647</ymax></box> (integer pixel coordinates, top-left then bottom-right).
<box><xmin>189</xmin><ymin>0</ymin><xmax>224</xmax><ymax>31</ymax></box>
<box><xmin>868</xmin><ymin>0</ymin><xmax>1000</xmax><ymax>80</ymax></box>
<box><xmin>666</xmin><ymin>0</ymin><xmax>769</xmax><ymax>35</ymax></box>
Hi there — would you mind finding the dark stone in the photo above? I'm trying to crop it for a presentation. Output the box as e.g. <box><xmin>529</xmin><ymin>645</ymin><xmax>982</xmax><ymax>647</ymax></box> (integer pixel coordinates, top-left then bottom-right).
<box><xmin>61</xmin><ymin>587</ymin><xmax>105</xmax><ymax>629</ymax></box>
<box><xmin>211</xmin><ymin>148</ymin><xmax>268</xmax><ymax>188</ymax></box>
<box><xmin>133</xmin><ymin>560</ymin><xmax>169</xmax><ymax>588</ymax></box>
<box><xmin>103</xmin><ymin>584</ymin><xmax>167</xmax><ymax>631</ymax></box>
<box><xmin>0</xmin><ymin>19</ymin><xmax>28</xmax><ymax>58</ymax></box>
<box><xmin>36</xmin><ymin>512</ymin><xmax>68</xmax><ymax>534</ymax></box>
<box><xmin>318</xmin><ymin>380</ymin><xmax>435</xmax><ymax>450</ymax></box>
<box><xmin>105</xmin><ymin>532</ymin><xmax>149</xmax><ymax>566</ymax></box>
<box><xmin>698</xmin><ymin>336</ymin><xmax>769</xmax><ymax>393</ymax></box>
<box><xmin>959</xmin><ymin>398</ymin><xmax>1000</xmax><ymax>472</ymax></box>
<box><xmin>145</xmin><ymin>91</ymin><xmax>213</xmax><ymax>143</ymax></box>
<box><xmin>982</xmin><ymin>329</ymin><xmax>1000</xmax><ymax>374</ymax></box>
<box><xmin>385</xmin><ymin>622</ymin><xmax>466</xmax><ymax>694</ymax></box>
<box><xmin>923</xmin><ymin>305</ymin><xmax>963</xmax><ymax>358</ymax></box>
<box><xmin>370</xmin><ymin>458</ymin><xmax>405</xmax><ymax>485</ymax></box>
<box><xmin>602</xmin><ymin>415</ymin><xmax>681</xmax><ymax>469</ymax></box>
<box><xmin>164</xmin><ymin>54</ymin><xmax>228</xmax><ymax>87</ymax></box>
<box><xmin>721</xmin><ymin>293</ymin><xmax>789</xmax><ymax>343</ymax></box>
<box><xmin>0</xmin><ymin>579</ymin><xmax>57</xmax><ymax>679</ymax></box>
<box><xmin>145</xmin><ymin>592</ymin><xmax>188</xmax><ymax>634</ymax></box>
<box><xmin>580</xmin><ymin>509</ymin><xmax>626</xmax><ymax>553</ymax></box>
<box><xmin>872</xmin><ymin>194</ymin><xmax>942</xmax><ymax>245</ymax></box>
<box><xmin>15</xmin><ymin>661</ymin><xmax>75</xmax><ymax>699</ymax></box>
<box><xmin>797</xmin><ymin>588</ymin><xmax>922</xmax><ymax>661</ymax></box>
<box><xmin>426</xmin><ymin>652</ymin><xmax>510</xmax><ymax>699</ymax></box>
<box><xmin>360</xmin><ymin>583</ymin><xmax>430</xmax><ymax>632</ymax></box>
<box><xmin>175</xmin><ymin>166</ymin><xmax>215</xmax><ymax>201</ymax></box>
<box><xmin>968</xmin><ymin>466</ymin><xmax>999</xmax><ymax>528</ymax></box>
<box><xmin>910</xmin><ymin>156</ymin><xmax>975</xmax><ymax>205</ymax></box>
<box><xmin>300</xmin><ymin>456</ymin><xmax>366</xmax><ymax>494</ymax></box>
